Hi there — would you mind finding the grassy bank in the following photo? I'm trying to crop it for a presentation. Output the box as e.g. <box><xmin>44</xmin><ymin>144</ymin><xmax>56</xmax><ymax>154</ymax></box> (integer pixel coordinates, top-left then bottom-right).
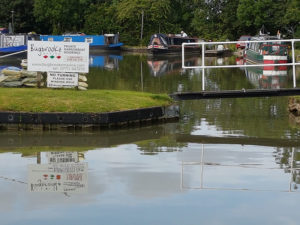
<box><xmin>0</xmin><ymin>88</ymin><xmax>172</xmax><ymax>113</ymax></box>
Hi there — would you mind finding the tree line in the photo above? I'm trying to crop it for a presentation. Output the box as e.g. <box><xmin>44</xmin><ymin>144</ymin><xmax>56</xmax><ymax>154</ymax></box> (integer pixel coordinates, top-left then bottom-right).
<box><xmin>0</xmin><ymin>0</ymin><xmax>299</xmax><ymax>45</ymax></box>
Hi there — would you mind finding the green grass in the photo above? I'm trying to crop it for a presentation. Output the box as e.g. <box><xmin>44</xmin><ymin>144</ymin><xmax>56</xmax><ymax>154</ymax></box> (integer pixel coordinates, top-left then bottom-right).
<box><xmin>0</xmin><ymin>88</ymin><xmax>173</xmax><ymax>113</ymax></box>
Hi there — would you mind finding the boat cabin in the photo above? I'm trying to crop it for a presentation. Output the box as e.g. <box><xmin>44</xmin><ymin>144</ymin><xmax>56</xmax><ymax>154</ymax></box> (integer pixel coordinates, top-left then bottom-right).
<box><xmin>148</xmin><ymin>33</ymin><xmax>197</xmax><ymax>47</ymax></box>
<box><xmin>40</xmin><ymin>33</ymin><xmax>121</xmax><ymax>47</ymax></box>
<box><xmin>247</xmin><ymin>36</ymin><xmax>288</xmax><ymax>56</ymax></box>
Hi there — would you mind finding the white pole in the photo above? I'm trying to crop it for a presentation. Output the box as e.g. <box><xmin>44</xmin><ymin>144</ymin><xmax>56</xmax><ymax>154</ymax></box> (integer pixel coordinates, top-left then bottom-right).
<box><xmin>200</xmin><ymin>144</ymin><xmax>204</xmax><ymax>189</ymax></box>
<box><xmin>289</xmin><ymin>148</ymin><xmax>295</xmax><ymax>192</ymax></box>
<box><xmin>202</xmin><ymin>42</ymin><xmax>205</xmax><ymax>91</ymax></box>
<box><xmin>182</xmin><ymin>43</ymin><xmax>185</xmax><ymax>69</ymax></box>
<box><xmin>292</xmin><ymin>40</ymin><xmax>296</xmax><ymax>88</ymax></box>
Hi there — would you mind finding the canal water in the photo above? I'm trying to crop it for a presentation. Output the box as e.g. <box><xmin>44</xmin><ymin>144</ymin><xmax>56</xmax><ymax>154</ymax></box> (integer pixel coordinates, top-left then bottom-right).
<box><xmin>1</xmin><ymin>52</ymin><xmax>300</xmax><ymax>225</ymax></box>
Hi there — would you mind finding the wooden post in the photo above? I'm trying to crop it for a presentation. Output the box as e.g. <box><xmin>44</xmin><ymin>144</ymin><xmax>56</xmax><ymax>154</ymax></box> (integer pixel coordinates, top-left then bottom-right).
<box><xmin>37</xmin><ymin>72</ymin><xmax>42</xmax><ymax>88</ymax></box>
<box><xmin>37</xmin><ymin>152</ymin><xmax>41</xmax><ymax>164</ymax></box>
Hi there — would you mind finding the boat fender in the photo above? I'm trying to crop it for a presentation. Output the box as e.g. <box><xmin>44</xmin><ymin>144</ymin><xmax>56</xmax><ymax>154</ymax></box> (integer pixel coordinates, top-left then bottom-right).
<box><xmin>2</xmin><ymin>67</ymin><xmax>22</xmax><ymax>76</ymax></box>
<box><xmin>21</xmin><ymin>70</ymin><xmax>38</xmax><ymax>78</ymax></box>
<box><xmin>78</xmin><ymin>82</ymin><xmax>88</xmax><ymax>88</ymax></box>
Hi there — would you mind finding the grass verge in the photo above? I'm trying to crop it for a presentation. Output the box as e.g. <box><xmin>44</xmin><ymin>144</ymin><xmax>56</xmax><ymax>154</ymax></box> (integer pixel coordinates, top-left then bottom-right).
<box><xmin>0</xmin><ymin>88</ymin><xmax>173</xmax><ymax>113</ymax></box>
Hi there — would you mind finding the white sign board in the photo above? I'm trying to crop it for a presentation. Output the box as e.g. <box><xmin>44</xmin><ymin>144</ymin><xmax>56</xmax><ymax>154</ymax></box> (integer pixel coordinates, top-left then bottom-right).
<box><xmin>28</xmin><ymin>163</ymin><xmax>88</xmax><ymax>193</ymax></box>
<box><xmin>27</xmin><ymin>41</ymin><xmax>89</xmax><ymax>73</ymax></box>
<box><xmin>3</xmin><ymin>35</ymin><xmax>25</xmax><ymax>47</ymax></box>
<box><xmin>47</xmin><ymin>72</ymin><xmax>78</xmax><ymax>88</ymax></box>
<box><xmin>47</xmin><ymin>152</ymin><xmax>79</xmax><ymax>163</ymax></box>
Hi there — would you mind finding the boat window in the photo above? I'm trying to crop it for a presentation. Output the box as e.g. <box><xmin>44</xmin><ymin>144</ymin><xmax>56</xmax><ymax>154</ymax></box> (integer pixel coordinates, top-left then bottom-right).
<box><xmin>255</xmin><ymin>43</ymin><xmax>259</xmax><ymax>52</ymax></box>
<box><xmin>160</xmin><ymin>37</ymin><xmax>168</xmax><ymax>46</ymax></box>
<box><xmin>64</xmin><ymin>37</ymin><xmax>72</xmax><ymax>42</ymax></box>
<box><xmin>152</xmin><ymin>37</ymin><xmax>161</xmax><ymax>45</ymax></box>
<box><xmin>105</xmin><ymin>36</ymin><xmax>115</xmax><ymax>44</ymax></box>
<box><xmin>173</xmin><ymin>38</ymin><xmax>183</xmax><ymax>45</ymax></box>
<box><xmin>85</xmin><ymin>37</ymin><xmax>93</xmax><ymax>43</ymax></box>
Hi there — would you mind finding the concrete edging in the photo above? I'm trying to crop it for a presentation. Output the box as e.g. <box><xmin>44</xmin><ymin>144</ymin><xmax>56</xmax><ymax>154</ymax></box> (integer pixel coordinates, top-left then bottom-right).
<box><xmin>0</xmin><ymin>104</ymin><xmax>179</xmax><ymax>130</ymax></box>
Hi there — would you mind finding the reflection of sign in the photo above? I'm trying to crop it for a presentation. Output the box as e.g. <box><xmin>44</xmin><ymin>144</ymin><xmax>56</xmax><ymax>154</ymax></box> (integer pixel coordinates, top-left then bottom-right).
<box><xmin>47</xmin><ymin>72</ymin><xmax>78</xmax><ymax>88</ymax></box>
<box><xmin>28</xmin><ymin>163</ymin><xmax>88</xmax><ymax>193</ymax></box>
<box><xmin>3</xmin><ymin>35</ymin><xmax>25</xmax><ymax>47</ymax></box>
<box><xmin>47</xmin><ymin>152</ymin><xmax>78</xmax><ymax>163</ymax></box>
<box><xmin>27</xmin><ymin>41</ymin><xmax>89</xmax><ymax>73</ymax></box>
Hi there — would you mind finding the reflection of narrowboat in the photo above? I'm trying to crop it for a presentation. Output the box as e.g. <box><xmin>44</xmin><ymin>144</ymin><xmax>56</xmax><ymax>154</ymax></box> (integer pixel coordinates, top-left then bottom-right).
<box><xmin>147</xmin><ymin>33</ymin><xmax>200</xmax><ymax>55</ymax></box>
<box><xmin>147</xmin><ymin>56</ymin><xmax>199</xmax><ymax>76</ymax></box>
<box><xmin>245</xmin><ymin>66</ymin><xmax>287</xmax><ymax>89</ymax></box>
<box><xmin>0</xmin><ymin>33</ymin><xmax>39</xmax><ymax>54</ymax></box>
<box><xmin>244</xmin><ymin>34</ymin><xmax>288</xmax><ymax>67</ymax></box>
<box><xmin>89</xmin><ymin>54</ymin><xmax>123</xmax><ymax>70</ymax></box>
<box><xmin>40</xmin><ymin>33</ymin><xmax>123</xmax><ymax>51</ymax></box>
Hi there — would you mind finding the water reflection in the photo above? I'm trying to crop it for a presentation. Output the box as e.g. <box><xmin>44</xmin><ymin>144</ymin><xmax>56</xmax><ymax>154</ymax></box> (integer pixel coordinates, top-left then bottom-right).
<box><xmin>181</xmin><ymin>143</ymin><xmax>300</xmax><ymax>192</ymax></box>
<box><xmin>147</xmin><ymin>55</ymin><xmax>200</xmax><ymax>77</ymax></box>
<box><xmin>245</xmin><ymin>66</ymin><xmax>288</xmax><ymax>89</ymax></box>
<box><xmin>25</xmin><ymin>151</ymin><xmax>88</xmax><ymax>194</ymax></box>
<box><xmin>1</xmin><ymin>53</ymin><xmax>300</xmax><ymax>224</ymax></box>
<box><xmin>89</xmin><ymin>54</ymin><xmax>123</xmax><ymax>70</ymax></box>
<box><xmin>236</xmin><ymin>57</ymin><xmax>288</xmax><ymax>89</ymax></box>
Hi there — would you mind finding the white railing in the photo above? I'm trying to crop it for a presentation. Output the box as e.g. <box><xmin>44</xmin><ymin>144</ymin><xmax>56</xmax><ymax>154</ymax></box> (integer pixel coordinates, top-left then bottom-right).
<box><xmin>181</xmin><ymin>145</ymin><xmax>298</xmax><ymax>193</ymax></box>
<box><xmin>182</xmin><ymin>39</ymin><xmax>300</xmax><ymax>90</ymax></box>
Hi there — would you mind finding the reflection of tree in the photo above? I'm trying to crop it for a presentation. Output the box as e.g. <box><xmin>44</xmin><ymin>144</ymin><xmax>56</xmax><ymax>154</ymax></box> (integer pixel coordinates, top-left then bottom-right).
<box><xmin>136</xmin><ymin>136</ymin><xmax>187</xmax><ymax>155</ymax></box>
<box><xmin>179</xmin><ymin>97</ymin><xmax>295</xmax><ymax>139</ymax></box>
<box><xmin>87</xmin><ymin>54</ymin><xmax>204</xmax><ymax>93</ymax></box>
<box><xmin>275</xmin><ymin>147</ymin><xmax>300</xmax><ymax>186</ymax></box>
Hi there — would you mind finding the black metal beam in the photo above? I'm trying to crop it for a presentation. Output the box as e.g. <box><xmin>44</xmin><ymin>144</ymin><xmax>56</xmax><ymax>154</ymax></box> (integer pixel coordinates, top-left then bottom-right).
<box><xmin>170</xmin><ymin>88</ymin><xmax>300</xmax><ymax>100</ymax></box>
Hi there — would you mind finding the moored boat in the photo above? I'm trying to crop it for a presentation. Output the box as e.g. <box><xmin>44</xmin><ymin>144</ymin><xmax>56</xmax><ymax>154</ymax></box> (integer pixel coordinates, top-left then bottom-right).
<box><xmin>40</xmin><ymin>33</ymin><xmax>123</xmax><ymax>52</ymax></box>
<box><xmin>244</xmin><ymin>33</ymin><xmax>289</xmax><ymax>70</ymax></box>
<box><xmin>0</xmin><ymin>33</ymin><xmax>39</xmax><ymax>55</ymax></box>
<box><xmin>147</xmin><ymin>33</ymin><xmax>200</xmax><ymax>55</ymax></box>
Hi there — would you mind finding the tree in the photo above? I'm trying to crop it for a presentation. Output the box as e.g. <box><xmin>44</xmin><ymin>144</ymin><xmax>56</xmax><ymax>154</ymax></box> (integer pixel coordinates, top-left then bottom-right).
<box><xmin>283</xmin><ymin>0</ymin><xmax>300</xmax><ymax>37</ymax></box>
<box><xmin>237</xmin><ymin>0</ymin><xmax>288</xmax><ymax>36</ymax></box>
<box><xmin>115</xmin><ymin>0</ymin><xmax>171</xmax><ymax>45</ymax></box>
<box><xmin>192</xmin><ymin>0</ymin><xmax>228</xmax><ymax>40</ymax></box>
<box><xmin>0</xmin><ymin>0</ymin><xmax>36</xmax><ymax>33</ymax></box>
<box><xmin>33</xmin><ymin>0</ymin><xmax>91</xmax><ymax>34</ymax></box>
<box><xmin>83</xmin><ymin>2</ymin><xmax>120</xmax><ymax>35</ymax></box>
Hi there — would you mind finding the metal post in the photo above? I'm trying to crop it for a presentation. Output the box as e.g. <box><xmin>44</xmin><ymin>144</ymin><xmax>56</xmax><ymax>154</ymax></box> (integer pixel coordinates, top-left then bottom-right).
<box><xmin>202</xmin><ymin>42</ymin><xmax>205</xmax><ymax>91</ymax></box>
<box><xmin>182</xmin><ymin>43</ymin><xmax>185</xmax><ymax>68</ymax></box>
<box><xmin>292</xmin><ymin>40</ymin><xmax>296</xmax><ymax>88</ymax></box>
<box><xmin>11</xmin><ymin>11</ymin><xmax>14</xmax><ymax>34</ymax></box>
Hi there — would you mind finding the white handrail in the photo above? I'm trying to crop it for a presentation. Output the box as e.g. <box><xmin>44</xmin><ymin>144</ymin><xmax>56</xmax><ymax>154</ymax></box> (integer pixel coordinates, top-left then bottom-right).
<box><xmin>0</xmin><ymin>50</ymin><xmax>27</xmax><ymax>58</ymax></box>
<box><xmin>182</xmin><ymin>39</ymin><xmax>300</xmax><ymax>89</ymax></box>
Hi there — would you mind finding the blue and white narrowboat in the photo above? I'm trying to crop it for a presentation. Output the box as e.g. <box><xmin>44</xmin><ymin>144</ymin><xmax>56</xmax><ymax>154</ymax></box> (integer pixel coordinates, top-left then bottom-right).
<box><xmin>0</xmin><ymin>32</ymin><xmax>39</xmax><ymax>54</ymax></box>
<box><xmin>40</xmin><ymin>33</ymin><xmax>123</xmax><ymax>52</ymax></box>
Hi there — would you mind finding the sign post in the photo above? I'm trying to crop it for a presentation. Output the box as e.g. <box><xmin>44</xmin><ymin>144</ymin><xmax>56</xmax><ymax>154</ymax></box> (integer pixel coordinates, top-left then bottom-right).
<box><xmin>27</xmin><ymin>41</ymin><xmax>89</xmax><ymax>73</ymax></box>
<box><xmin>27</xmin><ymin>41</ymin><xmax>89</xmax><ymax>89</ymax></box>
